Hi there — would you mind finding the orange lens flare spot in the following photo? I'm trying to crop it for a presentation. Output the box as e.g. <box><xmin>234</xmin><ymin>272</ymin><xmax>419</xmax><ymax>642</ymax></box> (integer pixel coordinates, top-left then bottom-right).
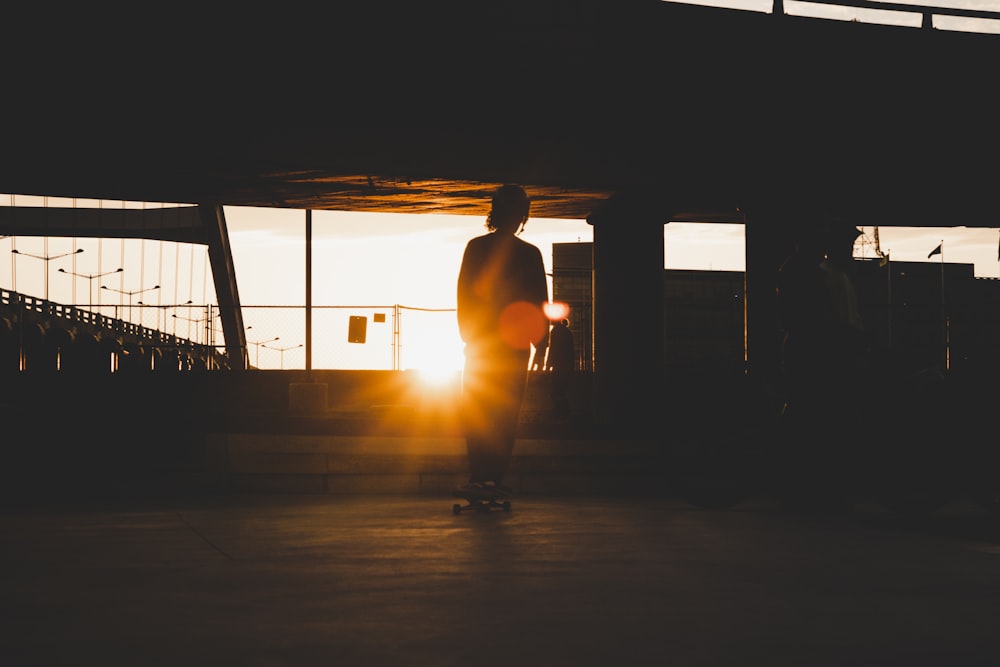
<box><xmin>498</xmin><ymin>301</ymin><xmax>547</xmax><ymax>350</ymax></box>
<box><xmin>543</xmin><ymin>301</ymin><xmax>570</xmax><ymax>322</ymax></box>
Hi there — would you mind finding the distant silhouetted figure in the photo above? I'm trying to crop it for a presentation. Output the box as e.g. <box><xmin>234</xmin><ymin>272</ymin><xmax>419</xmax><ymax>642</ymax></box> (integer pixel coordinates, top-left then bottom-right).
<box><xmin>776</xmin><ymin>217</ymin><xmax>867</xmax><ymax>510</ymax></box>
<box><xmin>546</xmin><ymin>318</ymin><xmax>575</xmax><ymax>418</ymax></box>
<box><xmin>455</xmin><ymin>184</ymin><xmax>549</xmax><ymax>498</ymax></box>
<box><xmin>777</xmin><ymin>226</ymin><xmax>829</xmax><ymax>409</ymax></box>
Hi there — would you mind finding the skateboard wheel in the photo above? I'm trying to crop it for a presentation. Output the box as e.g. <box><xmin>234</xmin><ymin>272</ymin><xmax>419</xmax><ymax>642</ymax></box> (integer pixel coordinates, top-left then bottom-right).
<box><xmin>452</xmin><ymin>504</ymin><xmax>462</xmax><ymax>515</ymax></box>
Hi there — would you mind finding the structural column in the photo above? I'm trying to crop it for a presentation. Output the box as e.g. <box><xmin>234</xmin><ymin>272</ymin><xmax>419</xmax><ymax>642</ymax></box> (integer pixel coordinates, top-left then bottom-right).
<box><xmin>588</xmin><ymin>191</ymin><xmax>672</xmax><ymax>435</ymax></box>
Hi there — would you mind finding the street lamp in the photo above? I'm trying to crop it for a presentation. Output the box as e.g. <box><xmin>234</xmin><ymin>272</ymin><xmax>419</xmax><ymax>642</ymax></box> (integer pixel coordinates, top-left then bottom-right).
<box><xmin>246</xmin><ymin>330</ymin><xmax>279</xmax><ymax>368</ymax></box>
<box><xmin>172</xmin><ymin>312</ymin><xmax>208</xmax><ymax>344</ymax></box>
<box><xmin>58</xmin><ymin>266</ymin><xmax>123</xmax><ymax>306</ymax></box>
<box><xmin>262</xmin><ymin>342</ymin><xmax>302</xmax><ymax>370</ymax></box>
<box><xmin>164</xmin><ymin>301</ymin><xmax>195</xmax><ymax>335</ymax></box>
<box><xmin>138</xmin><ymin>299</ymin><xmax>192</xmax><ymax>333</ymax></box>
<box><xmin>11</xmin><ymin>247</ymin><xmax>84</xmax><ymax>301</ymax></box>
<box><xmin>102</xmin><ymin>283</ymin><xmax>160</xmax><ymax>323</ymax></box>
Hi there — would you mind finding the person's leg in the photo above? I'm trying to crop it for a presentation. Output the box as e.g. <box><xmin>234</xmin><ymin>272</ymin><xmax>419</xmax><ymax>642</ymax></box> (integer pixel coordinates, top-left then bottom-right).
<box><xmin>461</xmin><ymin>357</ymin><xmax>492</xmax><ymax>484</ymax></box>
<box><xmin>473</xmin><ymin>367</ymin><xmax>526</xmax><ymax>486</ymax></box>
<box><xmin>461</xmin><ymin>355</ymin><xmax>527</xmax><ymax>486</ymax></box>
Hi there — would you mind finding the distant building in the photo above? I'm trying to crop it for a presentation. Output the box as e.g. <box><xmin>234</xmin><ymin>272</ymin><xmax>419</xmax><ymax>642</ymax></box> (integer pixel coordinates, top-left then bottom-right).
<box><xmin>552</xmin><ymin>242</ymin><xmax>1000</xmax><ymax>378</ymax></box>
<box><xmin>552</xmin><ymin>242</ymin><xmax>744</xmax><ymax>375</ymax></box>
<box><xmin>551</xmin><ymin>243</ymin><xmax>593</xmax><ymax>371</ymax></box>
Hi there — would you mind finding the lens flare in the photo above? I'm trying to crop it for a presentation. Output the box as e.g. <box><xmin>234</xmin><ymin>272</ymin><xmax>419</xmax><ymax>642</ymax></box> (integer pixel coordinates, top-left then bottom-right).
<box><xmin>543</xmin><ymin>301</ymin><xmax>570</xmax><ymax>322</ymax></box>
<box><xmin>498</xmin><ymin>301</ymin><xmax>547</xmax><ymax>350</ymax></box>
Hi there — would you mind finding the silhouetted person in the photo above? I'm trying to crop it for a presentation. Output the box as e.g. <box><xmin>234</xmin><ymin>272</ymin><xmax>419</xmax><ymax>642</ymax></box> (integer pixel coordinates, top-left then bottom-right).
<box><xmin>777</xmin><ymin>226</ymin><xmax>829</xmax><ymax>410</ymax></box>
<box><xmin>546</xmin><ymin>318</ymin><xmax>575</xmax><ymax>418</ymax></box>
<box><xmin>455</xmin><ymin>184</ymin><xmax>549</xmax><ymax>497</ymax></box>
<box><xmin>776</xmin><ymin>218</ymin><xmax>867</xmax><ymax>510</ymax></box>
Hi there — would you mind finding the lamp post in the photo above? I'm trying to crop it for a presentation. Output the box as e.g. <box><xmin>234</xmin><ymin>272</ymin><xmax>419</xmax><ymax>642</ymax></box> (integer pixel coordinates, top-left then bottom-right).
<box><xmin>138</xmin><ymin>299</ymin><xmax>192</xmax><ymax>333</ymax></box>
<box><xmin>101</xmin><ymin>283</ymin><xmax>160</xmax><ymax>323</ymax></box>
<box><xmin>246</xmin><ymin>327</ymin><xmax>280</xmax><ymax>368</ymax></box>
<box><xmin>163</xmin><ymin>301</ymin><xmax>195</xmax><ymax>336</ymax></box>
<box><xmin>262</xmin><ymin>342</ymin><xmax>302</xmax><ymax>370</ymax></box>
<box><xmin>172</xmin><ymin>312</ymin><xmax>208</xmax><ymax>344</ymax></box>
<box><xmin>58</xmin><ymin>266</ymin><xmax>123</xmax><ymax>306</ymax></box>
<box><xmin>11</xmin><ymin>247</ymin><xmax>84</xmax><ymax>301</ymax></box>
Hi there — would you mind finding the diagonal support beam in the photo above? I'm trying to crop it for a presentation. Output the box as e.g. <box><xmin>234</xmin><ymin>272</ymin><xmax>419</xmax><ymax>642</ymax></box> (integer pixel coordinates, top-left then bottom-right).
<box><xmin>198</xmin><ymin>203</ymin><xmax>247</xmax><ymax>370</ymax></box>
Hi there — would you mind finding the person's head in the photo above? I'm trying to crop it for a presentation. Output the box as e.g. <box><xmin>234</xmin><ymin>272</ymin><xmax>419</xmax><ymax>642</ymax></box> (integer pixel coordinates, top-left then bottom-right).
<box><xmin>486</xmin><ymin>184</ymin><xmax>530</xmax><ymax>234</ymax></box>
<box><xmin>792</xmin><ymin>216</ymin><xmax>860</xmax><ymax>260</ymax></box>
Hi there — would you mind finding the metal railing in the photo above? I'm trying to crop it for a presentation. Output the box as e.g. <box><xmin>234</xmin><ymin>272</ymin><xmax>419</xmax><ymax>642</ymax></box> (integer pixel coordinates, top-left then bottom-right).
<box><xmin>1</xmin><ymin>289</ymin><xmax>461</xmax><ymax>372</ymax></box>
<box><xmin>0</xmin><ymin>289</ymin><xmax>229</xmax><ymax>372</ymax></box>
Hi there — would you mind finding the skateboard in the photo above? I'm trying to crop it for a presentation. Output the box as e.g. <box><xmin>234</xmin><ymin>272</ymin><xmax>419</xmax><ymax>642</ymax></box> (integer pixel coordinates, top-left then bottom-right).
<box><xmin>451</xmin><ymin>488</ymin><xmax>512</xmax><ymax>515</ymax></box>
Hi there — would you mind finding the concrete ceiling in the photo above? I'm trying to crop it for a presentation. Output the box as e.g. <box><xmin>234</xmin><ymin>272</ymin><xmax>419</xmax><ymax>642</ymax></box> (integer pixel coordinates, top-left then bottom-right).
<box><xmin>2</xmin><ymin>1</ymin><xmax>998</xmax><ymax>227</ymax></box>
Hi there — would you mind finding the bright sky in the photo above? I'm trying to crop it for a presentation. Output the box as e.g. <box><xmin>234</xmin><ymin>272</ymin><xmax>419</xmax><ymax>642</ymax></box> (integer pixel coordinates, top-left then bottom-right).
<box><xmin>168</xmin><ymin>207</ymin><xmax>1000</xmax><ymax>372</ymax></box>
<box><xmin>665</xmin><ymin>0</ymin><xmax>1000</xmax><ymax>33</ymax></box>
<box><xmin>2</xmin><ymin>200</ymin><xmax>998</xmax><ymax>372</ymax></box>
<box><xmin>224</xmin><ymin>207</ymin><xmax>1000</xmax><ymax>303</ymax></box>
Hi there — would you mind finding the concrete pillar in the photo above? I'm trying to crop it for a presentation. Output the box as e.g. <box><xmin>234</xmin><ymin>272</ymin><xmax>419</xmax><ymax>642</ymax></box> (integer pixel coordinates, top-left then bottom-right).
<box><xmin>588</xmin><ymin>191</ymin><xmax>671</xmax><ymax>434</ymax></box>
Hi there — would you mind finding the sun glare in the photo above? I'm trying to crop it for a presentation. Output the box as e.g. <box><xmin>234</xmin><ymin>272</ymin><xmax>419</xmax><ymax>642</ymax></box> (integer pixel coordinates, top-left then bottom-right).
<box><xmin>543</xmin><ymin>301</ymin><xmax>570</xmax><ymax>321</ymax></box>
<box><xmin>400</xmin><ymin>325</ymin><xmax>465</xmax><ymax>377</ymax></box>
<box><xmin>412</xmin><ymin>366</ymin><xmax>462</xmax><ymax>388</ymax></box>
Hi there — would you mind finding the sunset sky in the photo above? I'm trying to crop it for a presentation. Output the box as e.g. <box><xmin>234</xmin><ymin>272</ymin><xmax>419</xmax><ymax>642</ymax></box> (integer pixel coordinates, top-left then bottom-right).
<box><xmin>3</xmin><ymin>199</ymin><xmax>997</xmax><ymax>372</ymax></box>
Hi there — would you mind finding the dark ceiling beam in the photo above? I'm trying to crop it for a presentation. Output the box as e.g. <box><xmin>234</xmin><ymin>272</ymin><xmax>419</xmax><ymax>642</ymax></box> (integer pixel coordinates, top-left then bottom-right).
<box><xmin>0</xmin><ymin>1</ymin><xmax>996</xmax><ymax>227</ymax></box>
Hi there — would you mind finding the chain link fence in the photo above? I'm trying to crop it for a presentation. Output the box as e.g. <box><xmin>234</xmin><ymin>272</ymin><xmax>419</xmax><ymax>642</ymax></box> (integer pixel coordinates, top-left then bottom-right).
<box><xmin>237</xmin><ymin>305</ymin><xmax>461</xmax><ymax>371</ymax></box>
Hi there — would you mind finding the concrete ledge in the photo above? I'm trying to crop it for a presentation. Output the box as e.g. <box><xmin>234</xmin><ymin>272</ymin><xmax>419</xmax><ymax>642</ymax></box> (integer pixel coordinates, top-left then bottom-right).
<box><xmin>288</xmin><ymin>382</ymin><xmax>328</xmax><ymax>415</ymax></box>
<box><xmin>207</xmin><ymin>433</ymin><xmax>665</xmax><ymax>496</ymax></box>
<box><xmin>221</xmin><ymin>471</ymin><xmax>664</xmax><ymax>496</ymax></box>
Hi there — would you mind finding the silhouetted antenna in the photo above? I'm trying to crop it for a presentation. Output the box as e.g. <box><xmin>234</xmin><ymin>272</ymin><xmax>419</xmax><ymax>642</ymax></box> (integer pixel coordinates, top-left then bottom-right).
<box><xmin>856</xmin><ymin>226</ymin><xmax>888</xmax><ymax>263</ymax></box>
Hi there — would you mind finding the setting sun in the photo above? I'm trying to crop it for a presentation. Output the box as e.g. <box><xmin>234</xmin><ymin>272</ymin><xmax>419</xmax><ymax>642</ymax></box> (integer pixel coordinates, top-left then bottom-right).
<box><xmin>399</xmin><ymin>323</ymin><xmax>465</xmax><ymax>374</ymax></box>
<box><xmin>411</xmin><ymin>366</ymin><xmax>462</xmax><ymax>388</ymax></box>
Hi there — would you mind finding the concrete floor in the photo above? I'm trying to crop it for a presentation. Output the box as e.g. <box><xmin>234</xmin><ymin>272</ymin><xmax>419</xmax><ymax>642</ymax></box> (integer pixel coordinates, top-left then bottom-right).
<box><xmin>1</xmin><ymin>491</ymin><xmax>999</xmax><ymax>667</ymax></box>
